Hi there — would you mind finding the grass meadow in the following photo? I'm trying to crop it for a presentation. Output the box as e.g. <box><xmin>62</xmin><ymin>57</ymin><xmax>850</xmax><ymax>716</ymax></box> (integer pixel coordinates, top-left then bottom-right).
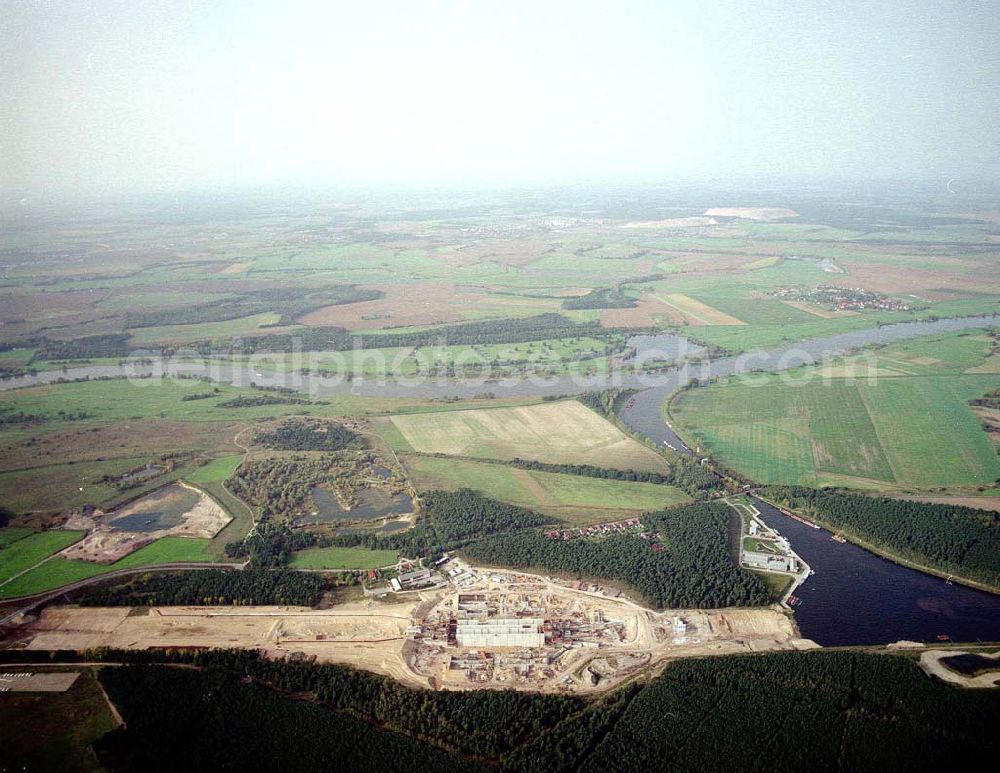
<box><xmin>671</xmin><ymin>332</ymin><xmax>1000</xmax><ymax>490</ymax></box>
<box><xmin>389</xmin><ymin>400</ymin><xmax>670</xmax><ymax>473</ymax></box>
<box><xmin>403</xmin><ymin>455</ymin><xmax>688</xmax><ymax>525</ymax></box>
<box><xmin>289</xmin><ymin>546</ymin><xmax>398</xmax><ymax>570</ymax></box>
<box><xmin>0</xmin><ymin>536</ymin><xmax>215</xmax><ymax>599</ymax></box>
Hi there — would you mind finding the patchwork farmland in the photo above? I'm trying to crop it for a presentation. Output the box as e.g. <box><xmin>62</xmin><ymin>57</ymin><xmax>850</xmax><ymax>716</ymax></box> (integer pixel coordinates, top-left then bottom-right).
<box><xmin>387</xmin><ymin>400</ymin><xmax>670</xmax><ymax>473</ymax></box>
<box><xmin>671</xmin><ymin>332</ymin><xmax>1000</xmax><ymax>490</ymax></box>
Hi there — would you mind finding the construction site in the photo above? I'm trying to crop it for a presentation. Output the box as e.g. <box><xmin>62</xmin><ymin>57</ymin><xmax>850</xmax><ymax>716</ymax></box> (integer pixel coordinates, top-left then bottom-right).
<box><xmin>6</xmin><ymin>560</ymin><xmax>815</xmax><ymax>694</ymax></box>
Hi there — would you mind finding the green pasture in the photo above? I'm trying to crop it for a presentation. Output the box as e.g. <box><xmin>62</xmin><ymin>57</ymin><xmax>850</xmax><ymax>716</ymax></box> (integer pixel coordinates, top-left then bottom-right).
<box><xmin>671</xmin><ymin>332</ymin><xmax>1000</xmax><ymax>490</ymax></box>
<box><xmin>0</xmin><ymin>530</ymin><xmax>84</xmax><ymax>585</ymax></box>
<box><xmin>186</xmin><ymin>455</ymin><xmax>243</xmax><ymax>484</ymax></box>
<box><xmin>289</xmin><ymin>546</ymin><xmax>398</xmax><ymax>570</ymax></box>
<box><xmin>403</xmin><ymin>454</ymin><xmax>688</xmax><ymax>525</ymax></box>
<box><xmin>0</xmin><ymin>536</ymin><xmax>214</xmax><ymax>599</ymax></box>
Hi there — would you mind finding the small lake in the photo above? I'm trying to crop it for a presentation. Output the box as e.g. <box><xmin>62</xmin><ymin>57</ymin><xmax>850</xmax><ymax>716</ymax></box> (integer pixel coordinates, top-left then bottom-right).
<box><xmin>306</xmin><ymin>485</ymin><xmax>414</xmax><ymax>524</ymax></box>
<box><xmin>112</xmin><ymin>510</ymin><xmax>185</xmax><ymax>532</ymax></box>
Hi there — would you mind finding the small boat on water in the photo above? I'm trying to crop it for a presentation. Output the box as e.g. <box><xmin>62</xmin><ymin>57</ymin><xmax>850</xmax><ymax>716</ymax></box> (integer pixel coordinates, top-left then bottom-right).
<box><xmin>831</xmin><ymin>534</ymin><xmax>846</xmax><ymax>543</ymax></box>
<box><xmin>787</xmin><ymin>512</ymin><xmax>821</xmax><ymax>529</ymax></box>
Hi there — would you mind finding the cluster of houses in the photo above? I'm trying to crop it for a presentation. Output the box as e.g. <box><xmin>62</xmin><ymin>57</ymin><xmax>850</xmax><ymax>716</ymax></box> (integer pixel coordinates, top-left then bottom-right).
<box><xmin>545</xmin><ymin>518</ymin><xmax>645</xmax><ymax>542</ymax></box>
<box><xmin>772</xmin><ymin>285</ymin><xmax>912</xmax><ymax>312</ymax></box>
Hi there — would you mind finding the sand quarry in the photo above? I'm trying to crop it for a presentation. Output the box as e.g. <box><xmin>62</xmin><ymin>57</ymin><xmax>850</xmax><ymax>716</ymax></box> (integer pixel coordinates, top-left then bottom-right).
<box><xmin>15</xmin><ymin>564</ymin><xmax>814</xmax><ymax>694</ymax></box>
<box><xmin>60</xmin><ymin>482</ymin><xmax>230</xmax><ymax>563</ymax></box>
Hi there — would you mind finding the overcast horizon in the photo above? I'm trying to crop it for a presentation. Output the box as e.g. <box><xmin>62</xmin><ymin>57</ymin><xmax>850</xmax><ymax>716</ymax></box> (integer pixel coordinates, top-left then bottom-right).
<box><xmin>3</xmin><ymin>0</ymin><xmax>999</xmax><ymax>199</ymax></box>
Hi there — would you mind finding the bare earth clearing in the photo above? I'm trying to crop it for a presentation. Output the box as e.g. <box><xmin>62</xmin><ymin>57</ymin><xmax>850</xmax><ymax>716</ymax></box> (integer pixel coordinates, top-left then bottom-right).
<box><xmin>0</xmin><ymin>671</ymin><xmax>81</xmax><ymax>692</ymax></box>
<box><xmin>61</xmin><ymin>482</ymin><xmax>229</xmax><ymax>563</ymax></box>
<box><xmin>919</xmin><ymin>650</ymin><xmax>1000</xmax><ymax>688</ymax></box>
<box><xmin>15</xmin><ymin>563</ymin><xmax>812</xmax><ymax>695</ymax></box>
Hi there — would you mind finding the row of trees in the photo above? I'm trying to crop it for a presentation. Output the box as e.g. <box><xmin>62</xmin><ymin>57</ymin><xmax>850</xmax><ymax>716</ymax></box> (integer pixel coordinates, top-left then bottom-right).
<box><xmin>970</xmin><ymin>386</ymin><xmax>1000</xmax><ymax>410</ymax></box>
<box><xmin>123</xmin><ymin>284</ymin><xmax>382</xmax><ymax>330</ymax></box>
<box><xmin>27</xmin><ymin>312</ymin><xmax>645</xmax><ymax>362</ymax></box>
<box><xmin>35</xmin><ymin>333</ymin><xmax>131</xmax><ymax>360</ymax></box>
<box><xmin>75</xmin><ymin>568</ymin><xmax>324</xmax><ymax>606</ymax></box>
<box><xmin>202</xmin><ymin>313</ymin><xmax>638</xmax><ymax>355</ymax></box>
<box><xmin>763</xmin><ymin>486</ymin><xmax>1000</xmax><ymax>587</ymax></box>
<box><xmin>216</xmin><ymin>394</ymin><xmax>312</xmax><ymax>407</ymax></box>
<box><xmin>510</xmin><ymin>455</ymin><xmax>720</xmax><ymax>496</ymax></box>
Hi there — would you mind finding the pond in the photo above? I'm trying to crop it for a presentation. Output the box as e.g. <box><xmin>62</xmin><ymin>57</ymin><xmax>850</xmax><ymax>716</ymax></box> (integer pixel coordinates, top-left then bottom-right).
<box><xmin>305</xmin><ymin>485</ymin><xmax>414</xmax><ymax>524</ymax></box>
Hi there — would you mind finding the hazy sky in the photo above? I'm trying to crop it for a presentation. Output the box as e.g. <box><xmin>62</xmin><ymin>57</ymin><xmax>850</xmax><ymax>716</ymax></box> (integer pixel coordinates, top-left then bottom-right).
<box><xmin>2</xmin><ymin>0</ymin><xmax>999</xmax><ymax>196</ymax></box>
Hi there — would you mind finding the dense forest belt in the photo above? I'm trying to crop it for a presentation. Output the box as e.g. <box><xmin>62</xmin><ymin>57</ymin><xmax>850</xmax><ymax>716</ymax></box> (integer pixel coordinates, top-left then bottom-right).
<box><xmin>13</xmin><ymin>649</ymin><xmax>993</xmax><ymax>772</ymax></box>
<box><xmin>331</xmin><ymin>489</ymin><xmax>770</xmax><ymax>609</ymax></box>
<box><xmin>72</xmin><ymin>568</ymin><xmax>323</xmax><ymax>607</ymax></box>
<box><xmin>2</xmin><ymin>315</ymin><xmax>995</xmax><ymax>397</ymax></box>
<box><xmin>462</xmin><ymin>502</ymin><xmax>770</xmax><ymax>608</ymax></box>
<box><xmin>123</xmin><ymin>285</ymin><xmax>384</xmax><ymax>329</ymax></box>
<box><xmin>761</xmin><ymin>487</ymin><xmax>1000</xmax><ymax>592</ymax></box>
<box><xmin>25</xmin><ymin>314</ymin><xmax>636</xmax><ymax>361</ymax></box>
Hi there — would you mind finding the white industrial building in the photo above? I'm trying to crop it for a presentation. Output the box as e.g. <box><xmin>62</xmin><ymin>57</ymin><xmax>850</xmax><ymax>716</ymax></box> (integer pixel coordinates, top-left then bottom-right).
<box><xmin>743</xmin><ymin>551</ymin><xmax>798</xmax><ymax>573</ymax></box>
<box><xmin>455</xmin><ymin>617</ymin><xmax>545</xmax><ymax>648</ymax></box>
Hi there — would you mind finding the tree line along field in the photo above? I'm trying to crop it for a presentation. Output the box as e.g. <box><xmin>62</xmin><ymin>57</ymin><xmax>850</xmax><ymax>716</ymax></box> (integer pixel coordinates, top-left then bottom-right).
<box><xmin>670</xmin><ymin>330</ymin><xmax>1000</xmax><ymax>491</ymax></box>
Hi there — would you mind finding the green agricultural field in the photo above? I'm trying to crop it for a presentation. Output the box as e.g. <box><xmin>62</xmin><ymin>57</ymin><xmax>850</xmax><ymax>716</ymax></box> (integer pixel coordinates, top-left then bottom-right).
<box><xmin>0</xmin><ymin>536</ymin><xmax>214</xmax><ymax>599</ymax></box>
<box><xmin>0</xmin><ymin>530</ymin><xmax>84</xmax><ymax>584</ymax></box>
<box><xmin>0</xmin><ymin>379</ymin><xmax>332</xmax><ymax>424</ymax></box>
<box><xmin>126</xmin><ymin>312</ymin><xmax>288</xmax><ymax>345</ymax></box>
<box><xmin>0</xmin><ymin>526</ymin><xmax>32</xmax><ymax>547</ymax></box>
<box><xmin>0</xmin><ymin>376</ymin><xmax>543</xmax><ymax>431</ymax></box>
<box><xmin>0</xmin><ymin>347</ymin><xmax>35</xmax><ymax>368</ymax></box>
<box><xmin>672</xmin><ymin>332</ymin><xmax>1000</xmax><ymax>490</ymax></box>
<box><xmin>289</xmin><ymin>546</ymin><xmax>398</xmax><ymax>570</ymax></box>
<box><xmin>186</xmin><ymin>455</ymin><xmax>243</xmax><ymax>484</ymax></box>
<box><xmin>389</xmin><ymin>400</ymin><xmax>670</xmax><ymax>473</ymax></box>
<box><xmin>403</xmin><ymin>455</ymin><xmax>689</xmax><ymax>525</ymax></box>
